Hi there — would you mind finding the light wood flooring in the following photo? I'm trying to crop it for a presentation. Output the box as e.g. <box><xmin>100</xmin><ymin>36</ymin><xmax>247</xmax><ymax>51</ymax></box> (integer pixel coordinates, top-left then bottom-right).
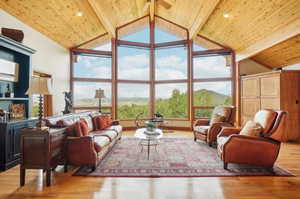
<box><xmin>1</xmin><ymin>131</ymin><xmax>300</xmax><ymax>199</ymax></box>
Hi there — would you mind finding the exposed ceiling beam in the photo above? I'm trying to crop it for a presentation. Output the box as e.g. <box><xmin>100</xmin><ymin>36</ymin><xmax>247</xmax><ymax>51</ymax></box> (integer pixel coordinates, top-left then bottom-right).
<box><xmin>236</xmin><ymin>20</ymin><xmax>300</xmax><ymax>61</ymax></box>
<box><xmin>189</xmin><ymin>0</ymin><xmax>220</xmax><ymax>39</ymax></box>
<box><xmin>87</xmin><ymin>0</ymin><xmax>116</xmax><ymax>38</ymax></box>
<box><xmin>150</xmin><ymin>0</ymin><xmax>155</xmax><ymax>21</ymax></box>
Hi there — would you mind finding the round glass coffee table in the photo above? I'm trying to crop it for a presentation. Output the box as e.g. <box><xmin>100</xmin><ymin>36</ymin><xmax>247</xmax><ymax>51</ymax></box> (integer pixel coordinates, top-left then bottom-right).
<box><xmin>134</xmin><ymin>128</ymin><xmax>163</xmax><ymax>160</ymax></box>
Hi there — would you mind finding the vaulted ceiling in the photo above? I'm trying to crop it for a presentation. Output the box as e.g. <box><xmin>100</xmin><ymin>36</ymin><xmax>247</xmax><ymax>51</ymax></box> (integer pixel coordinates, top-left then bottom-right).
<box><xmin>1</xmin><ymin>0</ymin><xmax>300</xmax><ymax>68</ymax></box>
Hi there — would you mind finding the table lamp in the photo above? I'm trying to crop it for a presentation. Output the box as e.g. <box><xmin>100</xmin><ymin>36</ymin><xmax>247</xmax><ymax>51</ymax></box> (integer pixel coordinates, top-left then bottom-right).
<box><xmin>26</xmin><ymin>76</ymin><xmax>52</xmax><ymax>128</ymax></box>
<box><xmin>95</xmin><ymin>89</ymin><xmax>105</xmax><ymax>113</ymax></box>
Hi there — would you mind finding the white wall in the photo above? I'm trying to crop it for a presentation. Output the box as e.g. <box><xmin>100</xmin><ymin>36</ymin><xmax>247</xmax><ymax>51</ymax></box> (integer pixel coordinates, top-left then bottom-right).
<box><xmin>239</xmin><ymin>59</ymin><xmax>271</xmax><ymax>75</ymax></box>
<box><xmin>0</xmin><ymin>10</ymin><xmax>69</xmax><ymax>115</ymax></box>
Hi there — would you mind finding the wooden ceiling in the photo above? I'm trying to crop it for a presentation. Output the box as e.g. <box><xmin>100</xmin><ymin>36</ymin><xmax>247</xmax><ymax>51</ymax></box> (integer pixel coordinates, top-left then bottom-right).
<box><xmin>252</xmin><ymin>34</ymin><xmax>300</xmax><ymax>68</ymax></box>
<box><xmin>1</xmin><ymin>0</ymin><xmax>300</xmax><ymax>66</ymax></box>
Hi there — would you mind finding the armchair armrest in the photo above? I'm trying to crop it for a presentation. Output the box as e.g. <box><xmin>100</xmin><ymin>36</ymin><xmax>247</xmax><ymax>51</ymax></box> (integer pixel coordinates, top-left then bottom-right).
<box><xmin>112</xmin><ymin>120</ymin><xmax>120</xmax><ymax>125</ymax></box>
<box><xmin>218</xmin><ymin>127</ymin><xmax>242</xmax><ymax>137</ymax></box>
<box><xmin>194</xmin><ymin>119</ymin><xmax>210</xmax><ymax>126</ymax></box>
<box><xmin>207</xmin><ymin>122</ymin><xmax>234</xmax><ymax>142</ymax></box>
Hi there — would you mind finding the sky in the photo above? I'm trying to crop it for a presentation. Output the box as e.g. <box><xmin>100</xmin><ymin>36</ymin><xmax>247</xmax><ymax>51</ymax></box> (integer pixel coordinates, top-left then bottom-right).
<box><xmin>73</xmin><ymin>26</ymin><xmax>232</xmax><ymax>104</ymax></box>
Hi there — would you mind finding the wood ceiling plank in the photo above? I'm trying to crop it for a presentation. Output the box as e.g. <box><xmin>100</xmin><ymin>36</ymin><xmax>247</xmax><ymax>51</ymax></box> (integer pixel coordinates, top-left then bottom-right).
<box><xmin>87</xmin><ymin>0</ymin><xmax>116</xmax><ymax>38</ymax></box>
<box><xmin>252</xmin><ymin>34</ymin><xmax>300</xmax><ymax>68</ymax></box>
<box><xmin>0</xmin><ymin>0</ymin><xmax>106</xmax><ymax>48</ymax></box>
<box><xmin>199</xmin><ymin>0</ymin><xmax>300</xmax><ymax>61</ymax></box>
<box><xmin>189</xmin><ymin>0</ymin><xmax>220</xmax><ymax>39</ymax></box>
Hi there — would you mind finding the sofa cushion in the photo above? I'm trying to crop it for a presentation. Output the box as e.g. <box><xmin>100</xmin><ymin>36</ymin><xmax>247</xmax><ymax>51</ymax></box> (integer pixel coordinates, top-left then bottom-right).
<box><xmin>93</xmin><ymin>136</ymin><xmax>110</xmax><ymax>152</ymax></box>
<box><xmin>254</xmin><ymin>110</ymin><xmax>277</xmax><ymax>135</ymax></box>
<box><xmin>194</xmin><ymin>125</ymin><xmax>210</xmax><ymax>135</ymax></box>
<box><xmin>240</xmin><ymin>120</ymin><xmax>262</xmax><ymax>136</ymax></box>
<box><xmin>91</xmin><ymin>130</ymin><xmax>118</xmax><ymax>141</ymax></box>
<box><xmin>73</xmin><ymin>120</ymin><xmax>89</xmax><ymax>137</ymax></box>
<box><xmin>106</xmin><ymin>125</ymin><xmax>122</xmax><ymax>134</ymax></box>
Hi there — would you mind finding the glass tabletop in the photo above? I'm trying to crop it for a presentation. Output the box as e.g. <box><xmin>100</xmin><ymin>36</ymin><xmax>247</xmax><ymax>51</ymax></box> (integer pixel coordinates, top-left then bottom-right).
<box><xmin>134</xmin><ymin>128</ymin><xmax>163</xmax><ymax>140</ymax></box>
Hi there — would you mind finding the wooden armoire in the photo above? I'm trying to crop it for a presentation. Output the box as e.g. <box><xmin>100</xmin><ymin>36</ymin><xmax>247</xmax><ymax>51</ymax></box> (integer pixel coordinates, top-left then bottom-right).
<box><xmin>241</xmin><ymin>71</ymin><xmax>300</xmax><ymax>141</ymax></box>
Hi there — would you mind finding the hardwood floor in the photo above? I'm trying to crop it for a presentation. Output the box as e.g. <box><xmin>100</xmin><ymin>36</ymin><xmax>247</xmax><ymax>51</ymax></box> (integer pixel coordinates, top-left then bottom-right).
<box><xmin>1</xmin><ymin>131</ymin><xmax>300</xmax><ymax>199</ymax></box>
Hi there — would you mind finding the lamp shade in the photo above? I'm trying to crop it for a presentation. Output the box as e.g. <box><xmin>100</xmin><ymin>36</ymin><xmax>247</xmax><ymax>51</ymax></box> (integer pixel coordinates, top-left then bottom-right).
<box><xmin>26</xmin><ymin>76</ymin><xmax>52</xmax><ymax>95</ymax></box>
<box><xmin>95</xmin><ymin>89</ymin><xmax>105</xmax><ymax>99</ymax></box>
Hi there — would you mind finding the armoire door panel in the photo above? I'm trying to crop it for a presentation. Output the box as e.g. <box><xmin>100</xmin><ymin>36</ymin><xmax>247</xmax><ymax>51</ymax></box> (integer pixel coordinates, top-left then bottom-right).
<box><xmin>260</xmin><ymin>75</ymin><xmax>280</xmax><ymax>97</ymax></box>
<box><xmin>242</xmin><ymin>98</ymin><xmax>260</xmax><ymax>117</ymax></box>
<box><xmin>242</xmin><ymin>78</ymin><xmax>260</xmax><ymax>98</ymax></box>
<box><xmin>260</xmin><ymin>98</ymin><xmax>280</xmax><ymax>110</ymax></box>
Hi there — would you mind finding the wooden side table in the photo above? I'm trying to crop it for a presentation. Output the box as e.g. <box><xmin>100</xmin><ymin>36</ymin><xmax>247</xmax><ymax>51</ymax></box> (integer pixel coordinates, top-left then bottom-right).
<box><xmin>20</xmin><ymin>127</ymin><xmax>66</xmax><ymax>186</ymax></box>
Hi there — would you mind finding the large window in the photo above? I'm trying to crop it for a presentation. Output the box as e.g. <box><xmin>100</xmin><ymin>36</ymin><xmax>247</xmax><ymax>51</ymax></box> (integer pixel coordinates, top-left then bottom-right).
<box><xmin>117</xmin><ymin>83</ymin><xmax>150</xmax><ymax>119</ymax></box>
<box><xmin>71</xmin><ymin>16</ymin><xmax>235</xmax><ymax>125</ymax></box>
<box><xmin>193</xmin><ymin>55</ymin><xmax>231</xmax><ymax>79</ymax></box>
<box><xmin>192</xmin><ymin>50</ymin><xmax>233</xmax><ymax>119</ymax></box>
<box><xmin>155</xmin><ymin>47</ymin><xmax>187</xmax><ymax>80</ymax></box>
<box><xmin>74</xmin><ymin>55</ymin><xmax>111</xmax><ymax>79</ymax></box>
<box><xmin>118</xmin><ymin>47</ymin><xmax>150</xmax><ymax>80</ymax></box>
<box><xmin>72</xmin><ymin>50</ymin><xmax>112</xmax><ymax>113</ymax></box>
<box><xmin>73</xmin><ymin>82</ymin><xmax>112</xmax><ymax>107</ymax></box>
<box><xmin>155</xmin><ymin>83</ymin><xmax>188</xmax><ymax>118</ymax></box>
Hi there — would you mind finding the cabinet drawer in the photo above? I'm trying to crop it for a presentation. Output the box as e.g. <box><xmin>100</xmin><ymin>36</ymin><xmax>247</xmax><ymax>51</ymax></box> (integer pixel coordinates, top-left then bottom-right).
<box><xmin>261</xmin><ymin>98</ymin><xmax>280</xmax><ymax>109</ymax></box>
<box><xmin>260</xmin><ymin>75</ymin><xmax>280</xmax><ymax>97</ymax></box>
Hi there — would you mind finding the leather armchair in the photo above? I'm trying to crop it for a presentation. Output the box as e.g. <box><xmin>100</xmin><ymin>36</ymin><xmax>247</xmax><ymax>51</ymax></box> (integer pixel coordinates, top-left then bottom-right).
<box><xmin>217</xmin><ymin>110</ymin><xmax>287</xmax><ymax>169</ymax></box>
<box><xmin>193</xmin><ymin>106</ymin><xmax>235</xmax><ymax>146</ymax></box>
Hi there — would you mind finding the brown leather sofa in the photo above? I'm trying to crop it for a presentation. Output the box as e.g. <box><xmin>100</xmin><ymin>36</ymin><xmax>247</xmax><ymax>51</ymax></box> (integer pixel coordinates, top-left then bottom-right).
<box><xmin>217</xmin><ymin>109</ymin><xmax>287</xmax><ymax>169</ymax></box>
<box><xmin>193</xmin><ymin>106</ymin><xmax>235</xmax><ymax>146</ymax></box>
<box><xmin>44</xmin><ymin>111</ymin><xmax>122</xmax><ymax>171</ymax></box>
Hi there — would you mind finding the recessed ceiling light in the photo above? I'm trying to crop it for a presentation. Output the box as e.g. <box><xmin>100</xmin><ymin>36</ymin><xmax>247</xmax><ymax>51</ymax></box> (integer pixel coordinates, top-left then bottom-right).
<box><xmin>223</xmin><ymin>13</ymin><xmax>230</xmax><ymax>18</ymax></box>
<box><xmin>76</xmin><ymin>11</ymin><xmax>83</xmax><ymax>17</ymax></box>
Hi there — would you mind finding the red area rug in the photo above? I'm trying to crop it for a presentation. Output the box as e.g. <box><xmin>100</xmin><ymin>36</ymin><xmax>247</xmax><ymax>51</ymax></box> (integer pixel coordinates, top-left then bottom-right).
<box><xmin>74</xmin><ymin>137</ymin><xmax>293</xmax><ymax>177</ymax></box>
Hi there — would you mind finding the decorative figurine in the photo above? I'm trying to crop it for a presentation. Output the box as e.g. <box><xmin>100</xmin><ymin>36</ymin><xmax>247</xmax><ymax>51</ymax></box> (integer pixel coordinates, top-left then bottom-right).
<box><xmin>62</xmin><ymin>91</ymin><xmax>73</xmax><ymax>114</ymax></box>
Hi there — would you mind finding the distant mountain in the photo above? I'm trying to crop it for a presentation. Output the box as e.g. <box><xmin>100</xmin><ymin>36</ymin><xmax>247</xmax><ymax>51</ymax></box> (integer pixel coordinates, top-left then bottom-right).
<box><xmin>74</xmin><ymin>89</ymin><xmax>231</xmax><ymax>107</ymax></box>
<box><xmin>193</xmin><ymin>89</ymin><xmax>231</xmax><ymax>106</ymax></box>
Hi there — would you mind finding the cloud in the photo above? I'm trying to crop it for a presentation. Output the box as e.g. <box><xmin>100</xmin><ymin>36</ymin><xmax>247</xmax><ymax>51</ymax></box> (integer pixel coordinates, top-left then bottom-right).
<box><xmin>193</xmin><ymin>56</ymin><xmax>231</xmax><ymax>78</ymax></box>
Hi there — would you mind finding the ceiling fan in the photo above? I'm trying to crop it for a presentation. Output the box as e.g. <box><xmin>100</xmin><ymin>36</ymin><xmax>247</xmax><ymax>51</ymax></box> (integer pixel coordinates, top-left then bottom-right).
<box><xmin>143</xmin><ymin>0</ymin><xmax>175</xmax><ymax>13</ymax></box>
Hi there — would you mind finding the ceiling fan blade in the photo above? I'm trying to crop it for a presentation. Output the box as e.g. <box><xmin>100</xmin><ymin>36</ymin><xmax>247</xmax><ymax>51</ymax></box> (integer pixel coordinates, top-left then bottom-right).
<box><xmin>143</xmin><ymin>2</ymin><xmax>150</xmax><ymax>13</ymax></box>
<box><xmin>157</xmin><ymin>0</ymin><xmax>174</xmax><ymax>9</ymax></box>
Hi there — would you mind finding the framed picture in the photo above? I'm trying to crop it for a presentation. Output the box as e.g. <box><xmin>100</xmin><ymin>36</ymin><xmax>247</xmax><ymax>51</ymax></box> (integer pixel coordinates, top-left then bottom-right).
<box><xmin>10</xmin><ymin>104</ymin><xmax>25</xmax><ymax>119</ymax></box>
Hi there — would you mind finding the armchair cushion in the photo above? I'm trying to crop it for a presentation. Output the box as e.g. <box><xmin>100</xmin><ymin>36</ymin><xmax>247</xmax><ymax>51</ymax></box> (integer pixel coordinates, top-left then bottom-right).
<box><xmin>210</xmin><ymin>114</ymin><xmax>226</xmax><ymax>125</ymax></box>
<box><xmin>254</xmin><ymin>110</ymin><xmax>277</xmax><ymax>135</ymax></box>
<box><xmin>194</xmin><ymin>125</ymin><xmax>210</xmax><ymax>135</ymax></box>
<box><xmin>209</xmin><ymin>106</ymin><xmax>232</xmax><ymax>125</ymax></box>
<box><xmin>240</xmin><ymin>120</ymin><xmax>262</xmax><ymax>136</ymax></box>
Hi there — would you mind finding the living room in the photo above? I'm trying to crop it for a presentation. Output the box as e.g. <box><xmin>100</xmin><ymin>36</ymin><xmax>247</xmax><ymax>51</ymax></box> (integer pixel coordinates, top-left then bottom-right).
<box><xmin>0</xmin><ymin>0</ymin><xmax>300</xmax><ymax>198</ymax></box>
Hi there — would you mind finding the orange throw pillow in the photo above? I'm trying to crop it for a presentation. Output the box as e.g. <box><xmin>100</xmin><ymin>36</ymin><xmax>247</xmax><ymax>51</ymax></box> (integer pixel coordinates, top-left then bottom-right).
<box><xmin>92</xmin><ymin>115</ymin><xmax>112</xmax><ymax>130</ymax></box>
<box><xmin>74</xmin><ymin>120</ymin><xmax>90</xmax><ymax>137</ymax></box>
<box><xmin>80</xmin><ymin>120</ymin><xmax>89</xmax><ymax>136</ymax></box>
<box><xmin>74</xmin><ymin>121</ymin><xmax>83</xmax><ymax>137</ymax></box>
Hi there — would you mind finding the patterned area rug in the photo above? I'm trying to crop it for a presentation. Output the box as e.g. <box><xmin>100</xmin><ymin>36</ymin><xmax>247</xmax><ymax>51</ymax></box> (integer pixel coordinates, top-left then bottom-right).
<box><xmin>74</xmin><ymin>137</ymin><xmax>293</xmax><ymax>177</ymax></box>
